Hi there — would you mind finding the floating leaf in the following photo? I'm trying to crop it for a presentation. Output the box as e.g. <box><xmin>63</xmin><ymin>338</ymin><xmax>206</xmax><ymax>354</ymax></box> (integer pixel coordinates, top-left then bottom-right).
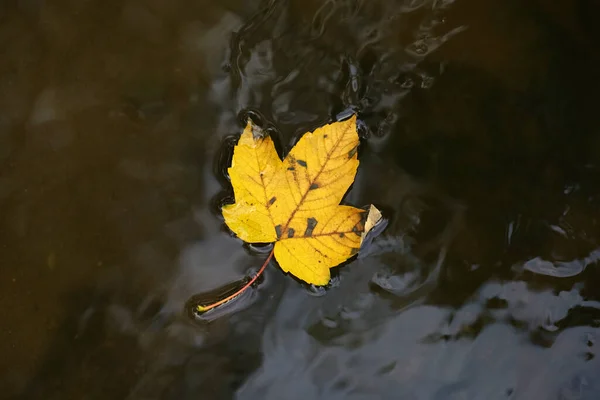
<box><xmin>223</xmin><ymin>115</ymin><xmax>381</xmax><ymax>285</ymax></box>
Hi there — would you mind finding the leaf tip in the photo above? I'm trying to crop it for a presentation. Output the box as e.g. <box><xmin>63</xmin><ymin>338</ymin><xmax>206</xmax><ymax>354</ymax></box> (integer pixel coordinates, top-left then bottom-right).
<box><xmin>361</xmin><ymin>204</ymin><xmax>383</xmax><ymax>243</ymax></box>
<box><xmin>246</xmin><ymin>118</ymin><xmax>267</xmax><ymax>140</ymax></box>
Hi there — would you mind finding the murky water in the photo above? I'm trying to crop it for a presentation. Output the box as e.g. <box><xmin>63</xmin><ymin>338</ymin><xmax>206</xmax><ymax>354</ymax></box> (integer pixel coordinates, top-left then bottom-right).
<box><xmin>1</xmin><ymin>0</ymin><xmax>600</xmax><ymax>399</ymax></box>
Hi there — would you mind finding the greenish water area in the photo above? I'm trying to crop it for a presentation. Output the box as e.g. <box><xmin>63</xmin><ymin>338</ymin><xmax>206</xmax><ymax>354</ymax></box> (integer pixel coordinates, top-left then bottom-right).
<box><xmin>1</xmin><ymin>1</ymin><xmax>599</xmax><ymax>399</ymax></box>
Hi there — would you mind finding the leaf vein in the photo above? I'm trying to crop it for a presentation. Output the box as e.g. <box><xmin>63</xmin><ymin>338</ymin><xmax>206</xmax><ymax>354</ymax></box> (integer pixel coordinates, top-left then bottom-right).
<box><xmin>281</xmin><ymin>123</ymin><xmax>353</xmax><ymax>230</ymax></box>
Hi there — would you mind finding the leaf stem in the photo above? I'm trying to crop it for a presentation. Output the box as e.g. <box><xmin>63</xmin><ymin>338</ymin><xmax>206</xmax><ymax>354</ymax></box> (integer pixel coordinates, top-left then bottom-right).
<box><xmin>196</xmin><ymin>248</ymin><xmax>274</xmax><ymax>313</ymax></box>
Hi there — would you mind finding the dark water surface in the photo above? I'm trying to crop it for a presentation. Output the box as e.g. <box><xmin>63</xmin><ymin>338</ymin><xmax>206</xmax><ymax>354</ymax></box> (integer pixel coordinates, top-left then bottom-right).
<box><xmin>2</xmin><ymin>0</ymin><xmax>600</xmax><ymax>399</ymax></box>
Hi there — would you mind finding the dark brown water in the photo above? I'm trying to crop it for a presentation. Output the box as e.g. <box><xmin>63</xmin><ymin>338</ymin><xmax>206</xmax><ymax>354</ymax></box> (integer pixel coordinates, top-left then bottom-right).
<box><xmin>2</xmin><ymin>0</ymin><xmax>600</xmax><ymax>399</ymax></box>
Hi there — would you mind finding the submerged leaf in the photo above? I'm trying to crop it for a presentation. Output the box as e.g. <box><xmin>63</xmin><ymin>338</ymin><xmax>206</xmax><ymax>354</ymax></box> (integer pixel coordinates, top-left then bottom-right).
<box><xmin>223</xmin><ymin>115</ymin><xmax>381</xmax><ymax>285</ymax></box>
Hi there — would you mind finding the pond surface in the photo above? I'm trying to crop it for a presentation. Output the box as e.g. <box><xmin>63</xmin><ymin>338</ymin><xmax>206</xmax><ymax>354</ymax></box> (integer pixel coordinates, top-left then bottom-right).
<box><xmin>1</xmin><ymin>0</ymin><xmax>600</xmax><ymax>399</ymax></box>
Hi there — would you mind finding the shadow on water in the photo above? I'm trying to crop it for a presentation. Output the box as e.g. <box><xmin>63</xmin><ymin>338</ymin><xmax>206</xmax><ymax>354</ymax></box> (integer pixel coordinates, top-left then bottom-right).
<box><xmin>2</xmin><ymin>0</ymin><xmax>600</xmax><ymax>399</ymax></box>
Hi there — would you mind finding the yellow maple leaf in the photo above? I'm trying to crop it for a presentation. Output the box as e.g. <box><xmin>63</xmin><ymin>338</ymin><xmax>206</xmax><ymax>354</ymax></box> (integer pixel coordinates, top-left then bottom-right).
<box><xmin>222</xmin><ymin>115</ymin><xmax>381</xmax><ymax>285</ymax></box>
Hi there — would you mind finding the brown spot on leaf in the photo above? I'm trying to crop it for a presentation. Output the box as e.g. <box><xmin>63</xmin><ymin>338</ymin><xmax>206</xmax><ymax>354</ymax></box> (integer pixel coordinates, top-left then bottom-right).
<box><xmin>275</xmin><ymin>224</ymin><xmax>282</xmax><ymax>239</ymax></box>
<box><xmin>268</xmin><ymin>196</ymin><xmax>277</xmax><ymax>205</ymax></box>
<box><xmin>288</xmin><ymin>228</ymin><xmax>295</xmax><ymax>238</ymax></box>
<box><xmin>339</xmin><ymin>233</ymin><xmax>345</xmax><ymax>238</ymax></box>
<box><xmin>304</xmin><ymin>217</ymin><xmax>318</xmax><ymax>236</ymax></box>
<box><xmin>297</xmin><ymin>159</ymin><xmax>307</xmax><ymax>167</ymax></box>
<box><xmin>351</xmin><ymin>224</ymin><xmax>361</xmax><ymax>236</ymax></box>
<box><xmin>348</xmin><ymin>146</ymin><xmax>358</xmax><ymax>158</ymax></box>
<box><xmin>350</xmin><ymin>247</ymin><xmax>360</xmax><ymax>256</ymax></box>
<box><xmin>309</xmin><ymin>183</ymin><xmax>319</xmax><ymax>190</ymax></box>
